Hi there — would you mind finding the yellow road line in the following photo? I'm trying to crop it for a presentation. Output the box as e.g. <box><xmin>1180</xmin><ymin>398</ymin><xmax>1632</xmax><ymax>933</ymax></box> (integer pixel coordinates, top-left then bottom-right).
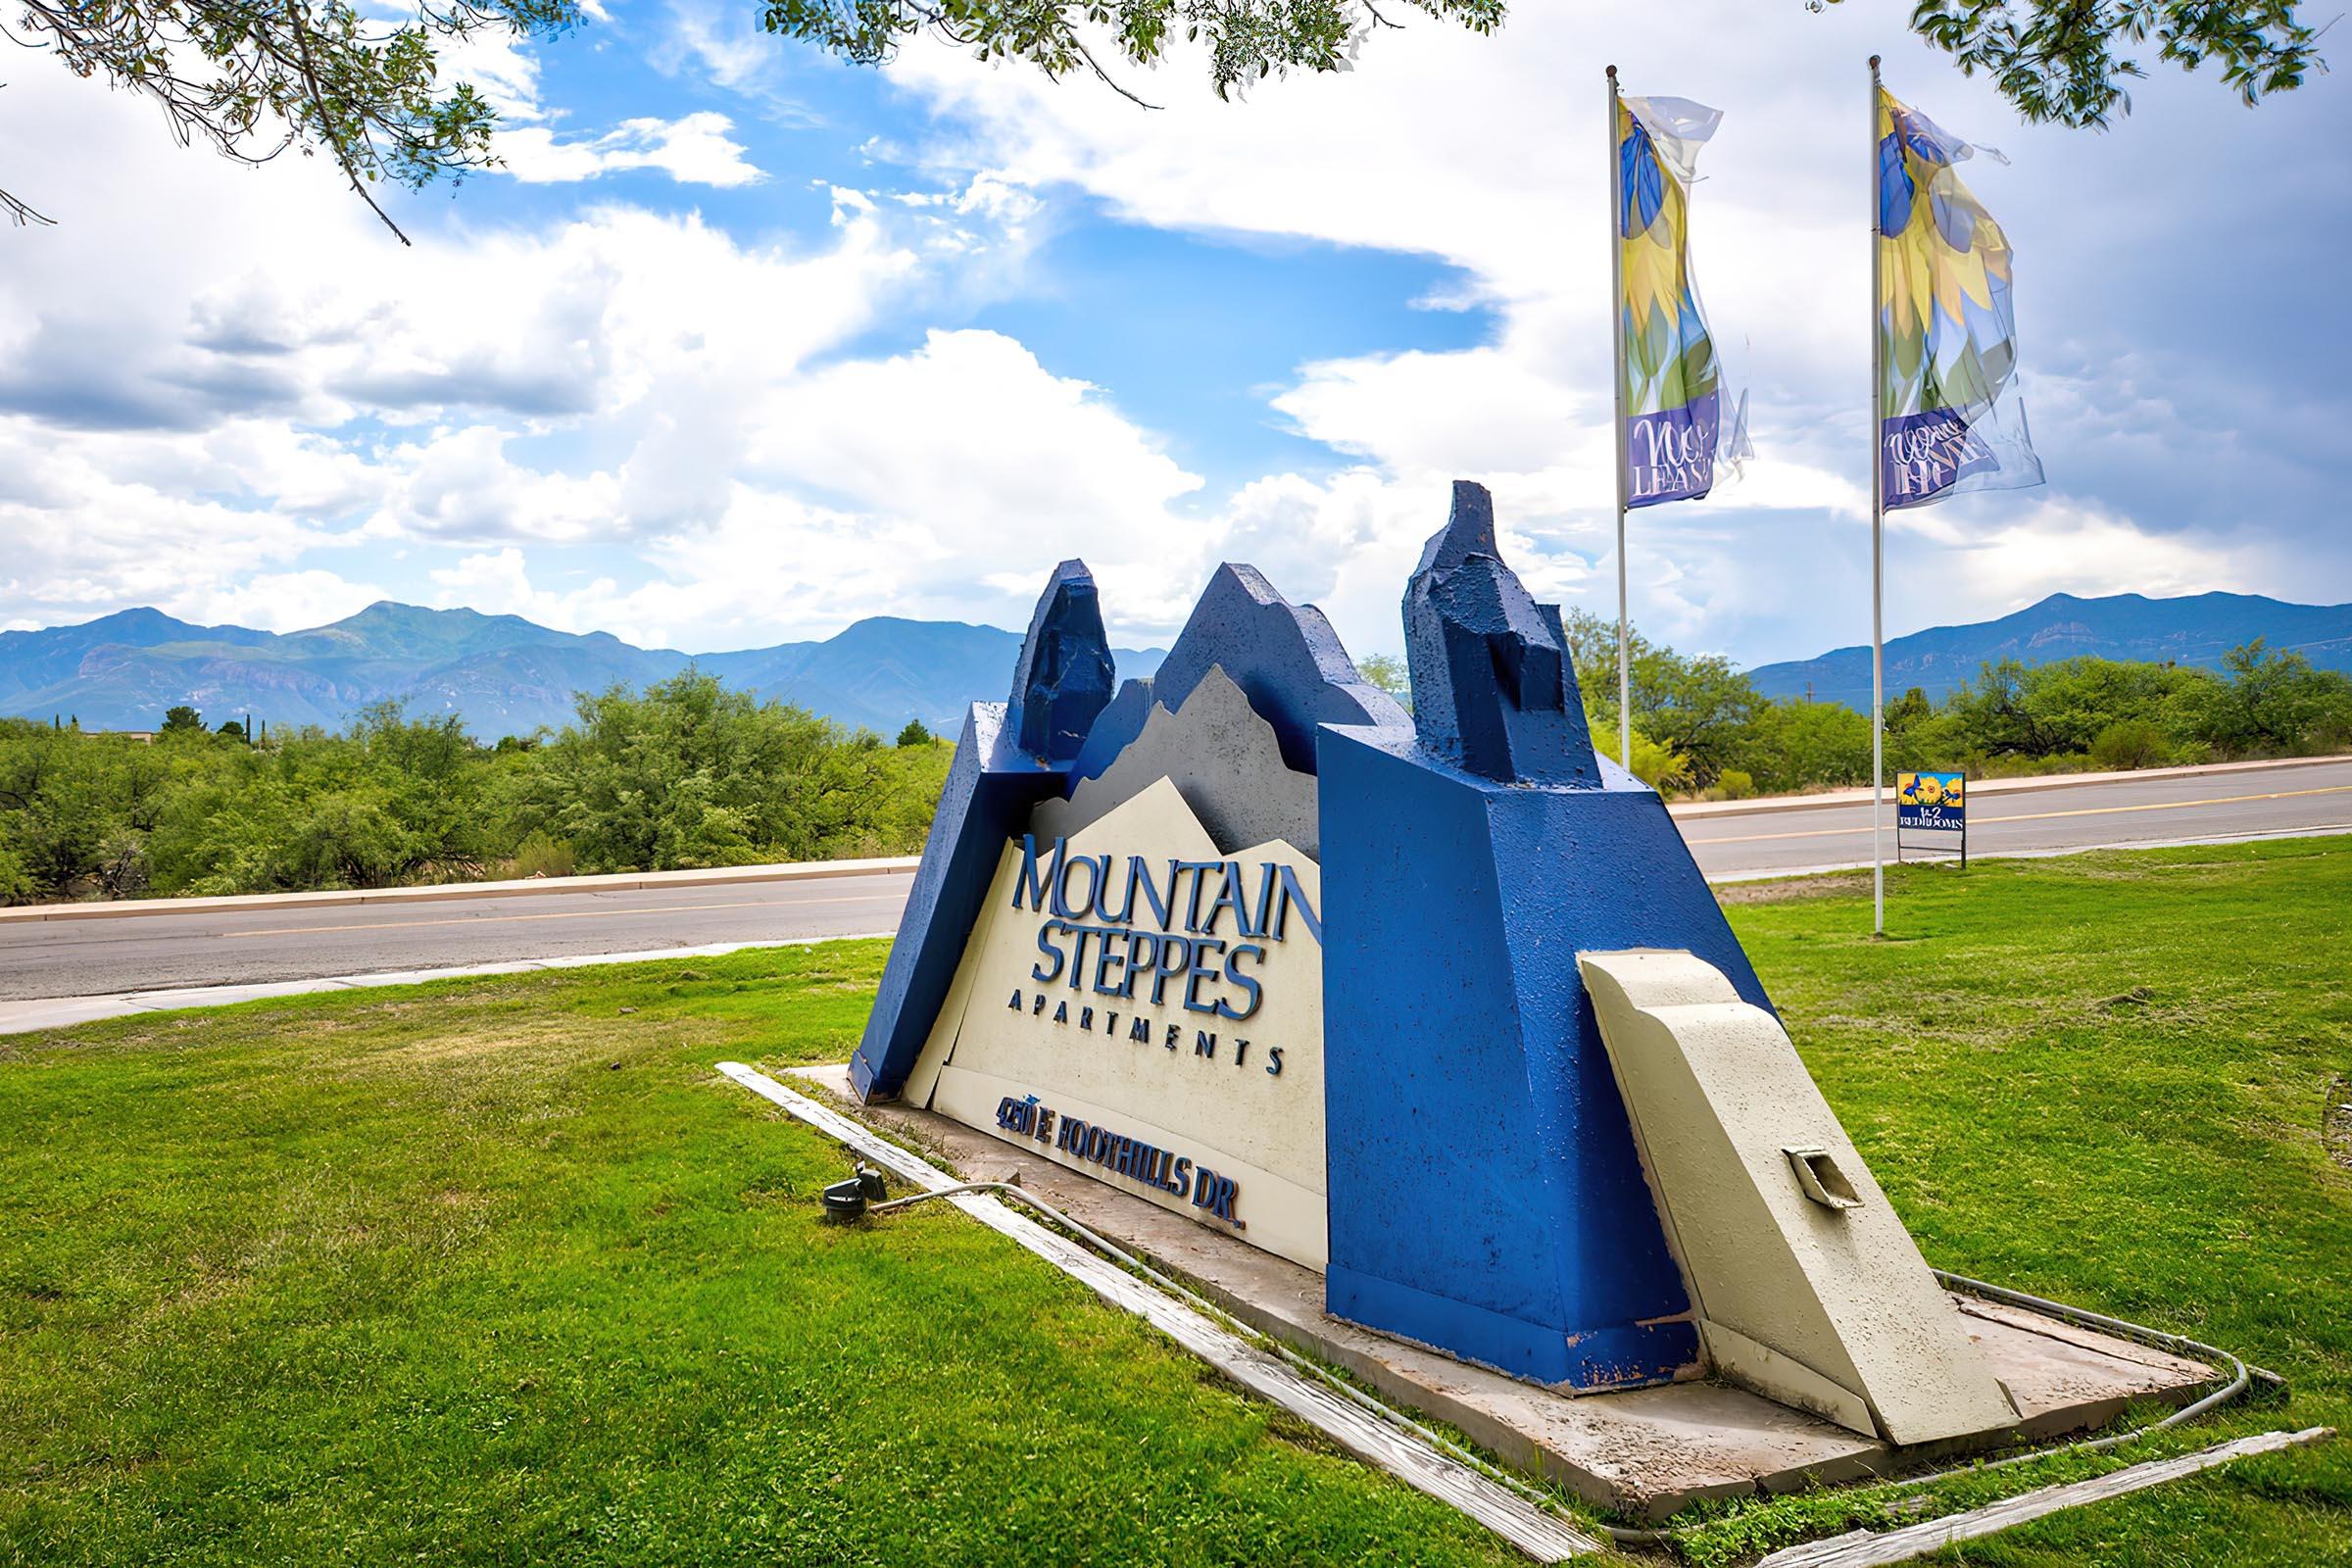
<box><xmin>232</xmin><ymin>894</ymin><xmax>906</xmax><ymax>939</ymax></box>
<box><xmin>1685</xmin><ymin>783</ymin><xmax>2352</xmax><ymax>846</ymax></box>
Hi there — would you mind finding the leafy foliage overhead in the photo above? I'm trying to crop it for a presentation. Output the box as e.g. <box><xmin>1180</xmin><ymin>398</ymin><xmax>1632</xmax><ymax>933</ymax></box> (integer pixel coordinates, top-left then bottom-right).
<box><xmin>3</xmin><ymin>0</ymin><xmax>575</xmax><ymax>237</ymax></box>
<box><xmin>761</xmin><ymin>0</ymin><xmax>1502</xmax><ymax>102</ymax></box>
<box><xmin>763</xmin><ymin>0</ymin><xmax>2317</xmax><ymax>123</ymax></box>
<box><xmin>1</xmin><ymin>0</ymin><xmax>2317</xmax><ymax>237</ymax></box>
<box><xmin>1893</xmin><ymin>0</ymin><xmax>2317</xmax><ymax>127</ymax></box>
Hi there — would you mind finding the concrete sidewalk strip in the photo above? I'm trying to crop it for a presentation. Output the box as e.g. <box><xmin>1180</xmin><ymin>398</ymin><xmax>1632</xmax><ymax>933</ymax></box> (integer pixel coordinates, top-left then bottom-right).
<box><xmin>0</xmin><ymin>932</ymin><xmax>902</xmax><ymax>1037</ymax></box>
<box><xmin>0</xmin><ymin>856</ymin><xmax>921</xmax><ymax>924</ymax></box>
<box><xmin>114</xmin><ymin>978</ymin><xmax>359</xmax><ymax>1011</ymax></box>
<box><xmin>530</xmin><ymin>936</ymin><xmax>896</xmax><ymax>971</ymax></box>
<box><xmin>0</xmin><ymin>995</ymin><xmax>184</xmax><ymax>1033</ymax></box>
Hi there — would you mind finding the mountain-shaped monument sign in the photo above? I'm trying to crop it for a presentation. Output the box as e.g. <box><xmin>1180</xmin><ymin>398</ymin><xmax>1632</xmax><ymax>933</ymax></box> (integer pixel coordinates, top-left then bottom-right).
<box><xmin>833</xmin><ymin>480</ymin><xmax>2213</xmax><ymax>1516</ymax></box>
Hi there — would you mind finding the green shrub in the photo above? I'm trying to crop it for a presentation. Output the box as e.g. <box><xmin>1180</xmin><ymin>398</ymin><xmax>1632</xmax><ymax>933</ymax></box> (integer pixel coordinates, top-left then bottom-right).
<box><xmin>510</xmin><ymin>830</ymin><xmax>576</xmax><ymax>879</ymax></box>
<box><xmin>2090</xmin><ymin>718</ymin><xmax>2169</xmax><ymax>771</ymax></box>
<box><xmin>0</xmin><ymin>680</ymin><xmax>956</xmax><ymax>903</ymax></box>
<box><xmin>9</xmin><ymin>625</ymin><xmax>2346</xmax><ymax>903</ymax></box>
<box><xmin>1740</xmin><ymin>701</ymin><xmax>1869</xmax><ymax>794</ymax></box>
<box><xmin>0</xmin><ymin>842</ymin><xmax>34</xmax><ymax>904</ymax></box>
<box><xmin>1589</xmin><ymin>722</ymin><xmax>1692</xmax><ymax>794</ymax></box>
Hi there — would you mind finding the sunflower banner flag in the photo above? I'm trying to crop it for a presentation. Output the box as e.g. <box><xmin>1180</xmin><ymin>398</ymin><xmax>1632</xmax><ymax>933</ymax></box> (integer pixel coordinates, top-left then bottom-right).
<box><xmin>1617</xmin><ymin>94</ymin><xmax>1750</xmax><ymax>509</ymax></box>
<box><xmin>1876</xmin><ymin>87</ymin><xmax>2044</xmax><ymax>510</ymax></box>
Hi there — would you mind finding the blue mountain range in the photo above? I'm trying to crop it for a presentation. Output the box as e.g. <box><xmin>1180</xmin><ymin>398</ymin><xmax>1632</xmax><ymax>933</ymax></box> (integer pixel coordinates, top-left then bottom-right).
<box><xmin>7</xmin><ymin>588</ymin><xmax>2345</xmax><ymax>739</ymax></box>
<box><xmin>1744</xmin><ymin>591</ymin><xmax>2352</xmax><ymax>707</ymax></box>
<box><xmin>0</xmin><ymin>602</ymin><xmax>1164</xmax><ymax>741</ymax></box>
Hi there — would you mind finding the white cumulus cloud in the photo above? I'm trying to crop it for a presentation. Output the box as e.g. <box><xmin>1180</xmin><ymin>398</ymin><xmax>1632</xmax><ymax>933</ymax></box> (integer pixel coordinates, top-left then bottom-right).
<box><xmin>497</xmin><ymin>113</ymin><xmax>764</xmax><ymax>187</ymax></box>
<box><xmin>5</xmin><ymin>0</ymin><xmax>2343</xmax><ymax>674</ymax></box>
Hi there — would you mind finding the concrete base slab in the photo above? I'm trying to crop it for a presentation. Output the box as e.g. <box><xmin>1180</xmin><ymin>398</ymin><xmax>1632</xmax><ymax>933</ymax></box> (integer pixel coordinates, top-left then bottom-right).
<box><xmin>787</xmin><ymin>1063</ymin><xmax>2216</xmax><ymax>1522</ymax></box>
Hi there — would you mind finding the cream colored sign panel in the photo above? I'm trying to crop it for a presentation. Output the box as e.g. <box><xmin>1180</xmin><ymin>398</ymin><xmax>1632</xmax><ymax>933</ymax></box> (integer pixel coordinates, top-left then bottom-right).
<box><xmin>908</xmin><ymin>777</ymin><xmax>1328</xmax><ymax>1269</ymax></box>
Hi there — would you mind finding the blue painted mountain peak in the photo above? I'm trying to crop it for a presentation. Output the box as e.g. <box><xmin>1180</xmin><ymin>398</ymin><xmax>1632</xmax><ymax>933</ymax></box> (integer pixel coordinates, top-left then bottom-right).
<box><xmin>0</xmin><ymin>602</ymin><xmax>1164</xmax><ymax>740</ymax></box>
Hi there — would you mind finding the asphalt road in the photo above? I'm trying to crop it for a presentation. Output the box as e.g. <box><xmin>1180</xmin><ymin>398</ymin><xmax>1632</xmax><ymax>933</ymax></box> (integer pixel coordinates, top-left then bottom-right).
<box><xmin>1681</xmin><ymin>757</ymin><xmax>2352</xmax><ymax>878</ymax></box>
<box><xmin>4</xmin><ymin>758</ymin><xmax>2346</xmax><ymax>1004</ymax></box>
<box><xmin>0</xmin><ymin>871</ymin><xmax>913</xmax><ymax>1003</ymax></box>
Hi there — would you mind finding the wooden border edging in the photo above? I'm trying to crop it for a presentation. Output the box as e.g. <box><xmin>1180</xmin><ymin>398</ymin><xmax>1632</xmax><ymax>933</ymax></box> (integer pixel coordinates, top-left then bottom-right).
<box><xmin>713</xmin><ymin>1061</ymin><xmax>1601</xmax><ymax>1562</ymax></box>
<box><xmin>1753</xmin><ymin>1425</ymin><xmax>2335</xmax><ymax>1567</ymax></box>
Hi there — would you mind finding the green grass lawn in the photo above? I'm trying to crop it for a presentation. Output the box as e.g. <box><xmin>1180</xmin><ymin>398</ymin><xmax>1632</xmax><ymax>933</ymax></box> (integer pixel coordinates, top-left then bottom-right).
<box><xmin>4</xmin><ymin>837</ymin><xmax>2349</xmax><ymax>1565</ymax></box>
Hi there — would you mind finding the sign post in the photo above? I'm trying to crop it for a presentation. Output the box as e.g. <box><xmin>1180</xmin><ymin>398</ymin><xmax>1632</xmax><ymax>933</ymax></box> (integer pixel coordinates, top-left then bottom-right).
<box><xmin>1894</xmin><ymin>769</ymin><xmax>1968</xmax><ymax>867</ymax></box>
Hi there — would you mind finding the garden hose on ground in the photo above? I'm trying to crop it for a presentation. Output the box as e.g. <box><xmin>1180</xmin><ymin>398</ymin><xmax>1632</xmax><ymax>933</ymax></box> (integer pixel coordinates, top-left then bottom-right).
<box><xmin>862</xmin><ymin>1183</ymin><xmax>2265</xmax><ymax>1555</ymax></box>
<box><xmin>1596</xmin><ymin>1270</ymin><xmax>2262</xmax><ymax>1548</ymax></box>
<box><xmin>1905</xmin><ymin>1270</ymin><xmax>2255</xmax><ymax>1481</ymax></box>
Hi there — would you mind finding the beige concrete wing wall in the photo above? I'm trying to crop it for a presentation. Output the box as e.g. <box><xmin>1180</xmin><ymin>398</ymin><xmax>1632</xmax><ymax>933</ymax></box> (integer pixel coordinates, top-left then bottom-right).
<box><xmin>1578</xmin><ymin>950</ymin><xmax>2019</xmax><ymax>1446</ymax></box>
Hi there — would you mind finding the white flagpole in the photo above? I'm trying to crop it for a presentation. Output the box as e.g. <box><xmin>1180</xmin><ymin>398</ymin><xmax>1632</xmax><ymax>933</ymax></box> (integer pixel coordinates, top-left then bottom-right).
<box><xmin>1869</xmin><ymin>55</ymin><xmax>1886</xmax><ymax>937</ymax></box>
<box><xmin>1607</xmin><ymin>66</ymin><xmax>1633</xmax><ymax>774</ymax></box>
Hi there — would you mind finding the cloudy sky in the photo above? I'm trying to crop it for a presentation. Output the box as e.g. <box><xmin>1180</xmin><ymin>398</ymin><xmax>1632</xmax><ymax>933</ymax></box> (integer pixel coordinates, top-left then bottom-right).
<box><xmin>1</xmin><ymin>0</ymin><xmax>2344</xmax><ymax>667</ymax></box>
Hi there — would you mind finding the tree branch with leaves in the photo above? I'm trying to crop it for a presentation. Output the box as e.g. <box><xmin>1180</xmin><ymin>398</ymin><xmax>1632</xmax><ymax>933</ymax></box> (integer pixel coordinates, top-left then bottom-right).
<box><xmin>1889</xmin><ymin>0</ymin><xmax>2319</xmax><ymax>125</ymax></box>
<box><xmin>2</xmin><ymin>0</ymin><xmax>575</xmax><ymax>240</ymax></box>
<box><xmin>765</xmin><ymin>0</ymin><xmax>2320</xmax><ymax>125</ymax></box>
<box><xmin>1</xmin><ymin>0</ymin><xmax>2324</xmax><ymax>240</ymax></box>
<box><xmin>760</xmin><ymin>0</ymin><xmax>1503</xmax><ymax>103</ymax></box>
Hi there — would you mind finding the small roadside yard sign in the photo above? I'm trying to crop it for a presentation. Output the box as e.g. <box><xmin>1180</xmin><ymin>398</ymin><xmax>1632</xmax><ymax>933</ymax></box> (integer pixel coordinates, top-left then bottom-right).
<box><xmin>1896</xmin><ymin>769</ymin><xmax>1968</xmax><ymax>866</ymax></box>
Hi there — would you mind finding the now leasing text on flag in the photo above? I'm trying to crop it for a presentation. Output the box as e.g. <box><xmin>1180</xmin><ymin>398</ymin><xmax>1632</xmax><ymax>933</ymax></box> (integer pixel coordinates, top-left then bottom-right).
<box><xmin>1876</xmin><ymin>87</ymin><xmax>2044</xmax><ymax>509</ymax></box>
<box><xmin>1617</xmin><ymin>96</ymin><xmax>1749</xmax><ymax>508</ymax></box>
